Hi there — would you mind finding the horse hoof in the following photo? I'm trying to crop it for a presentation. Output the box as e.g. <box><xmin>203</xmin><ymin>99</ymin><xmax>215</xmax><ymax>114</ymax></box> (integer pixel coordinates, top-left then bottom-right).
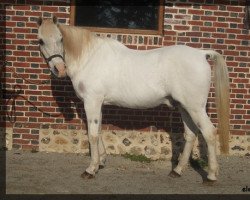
<box><xmin>202</xmin><ymin>178</ymin><xmax>217</xmax><ymax>186</ymax></box>
<box><xmin>81</xmin><ymin>171</ymin><xmax>95</xmax><ymax>179</ymax></box>
<box><xmin>99</xmin><ymin>165</ymin><xmax>105</xmax><ymax>170</ymax></box>
<box><xmin>169</xmin><ymin>170</ymin><xmax>181</xmax><ymax>178</ymax></box>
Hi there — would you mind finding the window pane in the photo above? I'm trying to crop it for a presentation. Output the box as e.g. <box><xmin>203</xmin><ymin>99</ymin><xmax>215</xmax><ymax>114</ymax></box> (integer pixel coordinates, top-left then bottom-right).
<box><xmin>75</xmin><ymin>0</ymin><xmax>160</xmax><ymax>30</ymax></box>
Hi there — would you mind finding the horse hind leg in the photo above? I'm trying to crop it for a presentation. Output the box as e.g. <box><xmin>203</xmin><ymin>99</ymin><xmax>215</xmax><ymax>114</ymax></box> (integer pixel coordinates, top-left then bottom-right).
<box><xmin>98</xmin><ymin>134</ymin><xmax>107</xmax><ymax>169</ymax></box>
<box><xmin>169</xmin><ymin>106</ymin><xmax>199</xmax><ymax>177</ymax></box>
<box><xmin>185</xmin><ymin>107</ymin><xmax>219</xmax><ymax>183</ymax></box>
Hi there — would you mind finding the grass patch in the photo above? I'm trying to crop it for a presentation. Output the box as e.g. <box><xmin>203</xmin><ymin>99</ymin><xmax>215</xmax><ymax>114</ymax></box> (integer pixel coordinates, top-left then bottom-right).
<box><xmin>122</xmin><ymin>153</ymin><xmax>151</xmax><ymax>163</ymax></box>
<box><xmin>190</xmin><ymin>158</ymin><xmax>208</xmax><ymax>169</ymax></box>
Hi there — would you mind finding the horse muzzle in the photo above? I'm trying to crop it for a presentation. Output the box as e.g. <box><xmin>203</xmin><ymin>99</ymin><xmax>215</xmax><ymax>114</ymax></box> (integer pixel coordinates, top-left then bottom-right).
<box><xmin>52</xmin><ymin>63</ymin><xmax>67</xmax><ymax>78</ymax></box>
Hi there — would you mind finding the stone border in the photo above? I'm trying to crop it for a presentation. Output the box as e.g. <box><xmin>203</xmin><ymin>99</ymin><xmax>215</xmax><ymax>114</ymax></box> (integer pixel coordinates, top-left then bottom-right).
<box><xmin>1</xmin><ymin>128</ymin><xmax>249</xmax><ymax>158</ymax></box>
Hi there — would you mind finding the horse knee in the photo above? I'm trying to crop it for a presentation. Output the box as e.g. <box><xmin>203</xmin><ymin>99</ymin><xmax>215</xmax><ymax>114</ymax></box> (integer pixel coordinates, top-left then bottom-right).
<box><xmin>184</xmin><ymin>132</ymin><xmax>196</xmax><ymax>142</ymax></box>
<box><xmin>203</xmin><ymin>128</ymin><xmax>217</xmax><ymax>144</ymax></box>
<box><xmin>89</xmin><ymin>134</ymin><xmax>98</xmax><ymax>145</ymax></box>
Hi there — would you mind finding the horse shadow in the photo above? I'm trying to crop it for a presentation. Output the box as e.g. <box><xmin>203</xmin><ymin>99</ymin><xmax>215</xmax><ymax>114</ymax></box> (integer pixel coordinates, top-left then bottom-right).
<box><xmin>50</xmin><ymin>76</ymin><xmax>208</xmax><ymax>178</ymax></box>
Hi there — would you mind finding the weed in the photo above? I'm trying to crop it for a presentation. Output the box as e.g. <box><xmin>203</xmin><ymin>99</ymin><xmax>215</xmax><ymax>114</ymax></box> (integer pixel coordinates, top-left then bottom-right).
<box><xmin>190</xmin><ymin>158</ymin><xmax>208</xmax><ymax>169</ymax></box>
<box><xmin>122</xmin><ymin>153</ymin><xmax>151</xmax><ymax>163</ymax></box>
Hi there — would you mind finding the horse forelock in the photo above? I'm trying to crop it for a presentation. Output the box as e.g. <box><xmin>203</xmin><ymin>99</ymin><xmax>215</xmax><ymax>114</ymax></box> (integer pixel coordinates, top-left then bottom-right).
<box><xmin>58</xmin><ymin>25</ymin><xmax>93</xmax><ymax>65</ymax></box>
<box><xmin>39</xmin><ymin>19</ymin><xmax>58</xmax><ymax>37</ymax></box>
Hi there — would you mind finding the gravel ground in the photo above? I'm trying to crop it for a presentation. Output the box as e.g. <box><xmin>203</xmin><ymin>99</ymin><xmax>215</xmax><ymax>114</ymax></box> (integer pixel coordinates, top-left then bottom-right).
<box><xmin>5</xmin><ymin>149</ymin><xmax>250</xmax><ymax>195</ymax></box>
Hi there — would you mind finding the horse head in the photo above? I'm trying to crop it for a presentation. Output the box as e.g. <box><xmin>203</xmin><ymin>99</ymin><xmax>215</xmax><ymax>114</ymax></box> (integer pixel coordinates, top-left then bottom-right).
<box><xmin>37</xmin><ymin>16</ymin><xmax>67</xmax><ymax>78</ymax></box>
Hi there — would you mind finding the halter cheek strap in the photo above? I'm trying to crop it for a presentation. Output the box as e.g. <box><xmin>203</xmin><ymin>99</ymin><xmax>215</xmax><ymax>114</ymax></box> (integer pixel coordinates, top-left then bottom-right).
<box><xmin>45</xmin><ymin>54</ymin><xmax>64</xmax><ymax>63</ymax></box>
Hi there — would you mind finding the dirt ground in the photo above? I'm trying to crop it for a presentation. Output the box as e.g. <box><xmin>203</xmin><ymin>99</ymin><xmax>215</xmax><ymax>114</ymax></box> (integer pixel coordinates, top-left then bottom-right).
<box><xmin>4</xmin><ymin>149</ymin><xmax>250</xmax><ymax>195</ymax></box>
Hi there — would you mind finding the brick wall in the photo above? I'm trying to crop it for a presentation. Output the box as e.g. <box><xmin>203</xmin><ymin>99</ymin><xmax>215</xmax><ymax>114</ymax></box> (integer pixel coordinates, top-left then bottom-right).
<box><xmin>1</xmin><ymin>0</ymin><xmax>249</xmax><ymax>152</ymax></box>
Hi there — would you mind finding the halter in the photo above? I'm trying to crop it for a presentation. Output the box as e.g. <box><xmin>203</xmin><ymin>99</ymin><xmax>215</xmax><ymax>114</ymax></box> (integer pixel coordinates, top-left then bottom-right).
<box><xmin>45</xmin><ymin>54</ymin><xmax>65</xmax><ymax>63</ymax></box>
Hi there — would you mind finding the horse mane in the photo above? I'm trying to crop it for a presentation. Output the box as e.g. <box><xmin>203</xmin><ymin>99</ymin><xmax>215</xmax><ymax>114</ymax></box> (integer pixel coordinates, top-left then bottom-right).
<box><xmin>58</xmin><ymin>24</ymin><xmax>94</xmax><ymax>65</ymax></box>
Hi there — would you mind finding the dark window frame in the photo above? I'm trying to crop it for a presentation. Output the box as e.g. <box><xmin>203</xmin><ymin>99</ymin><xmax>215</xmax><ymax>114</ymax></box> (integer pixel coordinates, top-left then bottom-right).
<box><xmin>244</xmin><ymin>0</ymin><xmax>250</xmax><ymax>30</ymax></box>
<box><xmin>70</xmin><ymin>0</ymin><xmax>165</xmax><ymax>35</ymax></box>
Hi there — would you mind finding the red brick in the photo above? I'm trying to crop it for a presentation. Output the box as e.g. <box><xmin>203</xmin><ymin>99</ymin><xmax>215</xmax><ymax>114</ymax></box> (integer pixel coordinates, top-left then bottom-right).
<box><xmin>13</xmin><ymin>51</ymin><xmax>30</xmax><ymax>56</ymax></box>
<box><xmin>12</xmin><ymin>39</ymin><xmax>29</xmax><ymax>45</ymax></box>
<box><xmin>6</xmin><ymin>33</ymin><xmax>16</xmax><ymax>39</ymax></box>
<box><xmin>227</xmin><ymin>6</ymin><xmax>243</xmax><ymax>12</ymax></box>
<box><xmin>224</xmin><ymin>50</ymin><xmax>239</xmax><ymax>56</ymax></box>
<box><xmin>41</xmin><ymin>6</ymin><xmax>59</xmax><ymax>12</ymax></box>
<box><xmin>177</xmin><ymin>37</ymin><xmax>190</xmax><ymax>42</ymax></box>
<box><xmin>201</xmin><ymin>16</ymin><xmax>217</xmax><ymax>21</ymax></box>
<box><xmin>13</xmin><ymin>139</ymin><xmax>30</xmax><ymax>144</ymax></box>
<box><xmin>38</xmin><ymin>96</ymin><xmax>55</xmax><ymax>101</ymax></box>
<box><xmin>212</xmin><ymin>33</ymin><xmax>227</xmax><ymax>38</ymax></box>
<box><xmin>226</xmin><ymin>29</ymin><xmax>241</xmax><ymax>34</ymax></box>
<box><xmin>188</xmin><ymin>9</ymin><xmax>204</xmax><ymax>15</ymax></box>
<box><xmin>25</xmin><ymin>34</ymin><xmax>37</xmax><ymax>39</ymax></box>
<box><xmin>22</xmin><ymin>134</ymin><xmax>39</xmax><ymax>140</ymax></box>
<box><xmin>188</xmin><ymin>21</ymin><xmax>203</xmax><ymax>26</ymax></box>
<box><xmin>38</xmin><ymin>118</ymin><xmax>55</xmax><ymax>123</ymax></box>
<box><xmin>12</xmin><ymin>16</ymin><xmax>29</xmax><ymax>21</ymax></box>
<box><xmin>202</xmin><ymin>5</ymin><xmax>219</xmax><ymax>10</ymax></box>
<box><xmin>25</xmin><ymin>68</ymin><xmax>42</xmax><ymax>73</ymax></box>
<box><xmin>25</xmin><ymin>11</ymin><xmax>42</xmax><ymax>16</ymax></box>
<box><xmin>26</xmin><ymin>57</ymin><xmax>44</xmax><ymax>63</ymax></box>
<box><xmin>213</xmin><ymin>22</ymin><xmax>229</xmax><ymax>28</ymax></box>
<box><xmin>200</xmin><ymin>27</ymin><xmax>216</xmax><ymax>32</ymax></box>
<box><xmin>186</xmin><ymin>32</ymin><xmax>202</xmax><ymax>37</ymax></box>
<box><xmin>5</xmin><ymin>21</ymin><xmax>16</xmax><ymax>27</ymax></box>
<box><xmin>25</xmin><ymin>112</ymin><xmax>42</xmax><ymax>117</ymax></box>
<box><xmin>231</xmin><ymin>130</ymin><xmax>246</xmax><ymax>135</ymax></box>
<box><xmin>231</xmin><ymin>120</ymin><xmax>246</xmax><ymax>124</ymax></box>
<box><xmin>23</xmin><ymin>123</ymin><xmax>41</xmax><ymax>129</ymax></box>
<box><xmin>26</xmin><ymin>22</ymin><xmax>37</xmax><ymax>28</ymax></box>
<box><xmin>6</xmin><ymin>45</ymin><xmax>16</xmax><ymax>50</ymax></box>
<box><xmin>14</xmin><ymin>62</ymin><xmax>30</xmax><ymax>67</ymax></box>
<box><xmin>174</xmin><ymin>25</ymin><xmax>190</xmax><ymax>31</ymax></box>
<box><xmin>138</xmin><ymin>46</ymin><xmax>147</xmax><ymax>50</ymax></box>
<box><xmin>24</xmin><ymin>90</ymin><xmax>42</xmax><ymax>95</ymax></box>
<box><xmin>13</xmin><ymin>6</ymin><xmax>30</xmax><ymax>10</ymax></box>
<box><xmin>225</xmin><ymin>39</ymin><xmax>241</xmax><ymax>45</ymax></box>
<box><xmin>200</xmin><ymin>38</ymin><xmax>216</xmax><ymax>43</ymax></box>
<box><xmin>231</xmin><ymin>109</ymin><xmax>246</xmax><ymax>114</ymax></box>
<box><xmin>6</xmin><ymin>10</ymin><xmax>15</xmax><ymax>15</ymax></box>
<box><xmin>213</xmin><ymin>11</ymin><xmax>229</xmax><ymax>16</ymax></box>
<box><xmin>13</xmin><ymin>129</ymin><xmax>30</xmax><ymax>134</ymax></box>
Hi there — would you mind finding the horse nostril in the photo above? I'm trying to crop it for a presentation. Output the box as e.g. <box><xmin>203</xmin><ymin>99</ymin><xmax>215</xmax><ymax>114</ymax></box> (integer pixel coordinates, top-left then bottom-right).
<box><xmin>54</xmin><ymin>66</ymin><xmax>59</xmax><ymax>73</ymax></box>
<box><xmin>51</xmin><ymin>66</ymin><xmax>59</xmax><ymax>76</ymax></box>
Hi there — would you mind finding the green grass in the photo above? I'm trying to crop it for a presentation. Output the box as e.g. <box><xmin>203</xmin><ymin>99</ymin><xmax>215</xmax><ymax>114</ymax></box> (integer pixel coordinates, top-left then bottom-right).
<box><xmin>122</xmin><ymin>153</ymin><xmax>151</xmax><ymax>163</ymax></box>
<box><xmin>190</xmin><ymin>158</ymin><xmax>208</xmax><ymax>169</ymax></box>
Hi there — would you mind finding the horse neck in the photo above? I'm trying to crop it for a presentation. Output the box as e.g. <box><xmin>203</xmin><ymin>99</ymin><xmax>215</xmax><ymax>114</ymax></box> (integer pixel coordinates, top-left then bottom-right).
<box><xmin>58</xmin><ymin>25</ymin><xmax>97</xmax><ymax>77</ymax></box>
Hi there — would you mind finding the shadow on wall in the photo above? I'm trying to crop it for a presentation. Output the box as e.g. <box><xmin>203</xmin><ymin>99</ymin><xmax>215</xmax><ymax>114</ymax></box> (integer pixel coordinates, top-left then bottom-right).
<box><xmin>50</xmin><ymin>76</ymin><xmax>208</xmax><ymax>163</ymax></box>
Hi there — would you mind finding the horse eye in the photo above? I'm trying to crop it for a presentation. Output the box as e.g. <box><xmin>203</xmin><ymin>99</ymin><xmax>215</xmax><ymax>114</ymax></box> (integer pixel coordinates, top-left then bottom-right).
<box><xmin>38</xmin><ymin>39</ymin><xmax>44</xmax><ymax>45</ymax></box>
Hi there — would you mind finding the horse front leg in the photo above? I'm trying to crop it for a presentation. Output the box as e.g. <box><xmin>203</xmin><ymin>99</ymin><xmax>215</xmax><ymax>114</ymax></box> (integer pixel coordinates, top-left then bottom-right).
<box><xmin>98</xmin><ymin>114</ymin><xmax>107</xmax><ymax>169</ymax></box>
<box><xmin>81</xmin><ymin>98</ymin><xmax>103</xmax><ymax>179</ymax></box>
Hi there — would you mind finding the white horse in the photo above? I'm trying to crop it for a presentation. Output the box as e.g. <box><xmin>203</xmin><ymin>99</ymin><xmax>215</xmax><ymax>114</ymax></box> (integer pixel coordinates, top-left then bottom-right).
<box><xmin>37</xmin><ymin>16</ymin><xmax>230</xmax><ymax>184</ymax></box>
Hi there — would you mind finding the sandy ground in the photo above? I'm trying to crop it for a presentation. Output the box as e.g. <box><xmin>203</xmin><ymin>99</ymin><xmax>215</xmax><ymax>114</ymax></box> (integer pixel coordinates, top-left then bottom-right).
<box><xmin>5</xmin><ymin>149</ymin><xmax>250</xmax><ymax>195</ymax></box>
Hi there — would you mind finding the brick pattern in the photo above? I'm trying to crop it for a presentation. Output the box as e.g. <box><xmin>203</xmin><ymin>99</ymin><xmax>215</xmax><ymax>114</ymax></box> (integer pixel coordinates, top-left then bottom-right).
<box><xmin>1</xmin><ymin>1</ymin><xmax>249</xmax><ymax>150</ymax></box>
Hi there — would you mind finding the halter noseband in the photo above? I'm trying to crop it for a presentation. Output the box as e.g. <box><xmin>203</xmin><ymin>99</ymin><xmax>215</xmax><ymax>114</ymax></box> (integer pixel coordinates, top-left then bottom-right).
<box><xmin>45</xmin><ymin>54</ymin><xmax>64</xmax><ymax>63</ymax></box>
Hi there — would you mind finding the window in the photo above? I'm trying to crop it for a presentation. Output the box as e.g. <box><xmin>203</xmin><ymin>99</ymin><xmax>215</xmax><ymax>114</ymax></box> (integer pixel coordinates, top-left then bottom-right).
<box><xmin>70</xmin><ymin>0</ymin><xmax>164</xmax><ymax>35</ymax></box>
<box><xmin>244</xmin><ymin>0</ymin><xmax>250</xmax><ymax>30</ymax></box>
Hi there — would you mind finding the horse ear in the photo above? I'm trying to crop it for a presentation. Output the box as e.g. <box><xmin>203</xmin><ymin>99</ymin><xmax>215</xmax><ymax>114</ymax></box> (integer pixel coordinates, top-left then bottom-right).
<box><xmin>37</xmin><ymin>16</ymin><xmax>43</xmax><ymax>26</ymax></box>
<box><xmin>52</xmin><ymin>15</ymin><xmax>58</xmax><ymax>24</ymax></box>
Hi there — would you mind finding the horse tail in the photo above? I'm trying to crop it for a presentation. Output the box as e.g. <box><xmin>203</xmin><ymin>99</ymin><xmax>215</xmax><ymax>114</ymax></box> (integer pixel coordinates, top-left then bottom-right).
<box><xmin>203</xmin><ymin>50</ymin><xmax>230</xmax><ymax>154</ymax></box>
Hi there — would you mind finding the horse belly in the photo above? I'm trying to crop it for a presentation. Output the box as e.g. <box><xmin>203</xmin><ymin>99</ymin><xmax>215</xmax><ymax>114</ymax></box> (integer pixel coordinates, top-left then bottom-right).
<box><xmin>103</xmin><ymin>86</ymin><xmax>167</xmax><ymax>109</ymax></box>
